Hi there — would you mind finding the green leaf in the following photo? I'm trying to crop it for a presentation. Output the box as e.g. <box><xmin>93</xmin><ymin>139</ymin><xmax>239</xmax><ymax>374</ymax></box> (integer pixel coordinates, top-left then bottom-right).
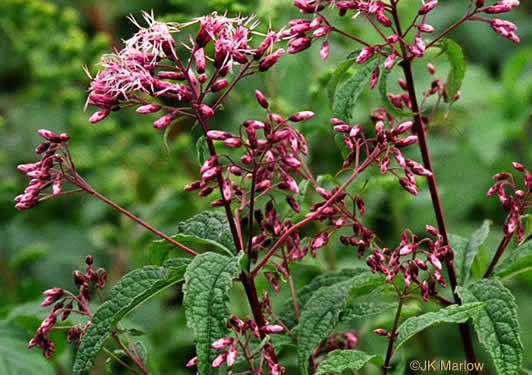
<box><xmin>440</xmin><ymin>39</ymin><xmax>466</xmax><ymax>100</ymax></box>
<box><xmin>328</xmin><ymin>57</ymin><xmax>356</xmax><ymax>109</ymax></box>
<box><xmin>0</xmin><ymin>322</ymin><xmax>55</xmax><ymax>375</ymax></box>
<box><xmin>341</xmin><ymin>298</ymin><xmax>396</xmax><ymax>322</ymax></box>
<box><xmin>315</xmin><ymin>350</ymin><xmax>380</xmax><ymax>375</ymax></box>
<box><xmin>150</xmin><ymin>211</ymin><xmax>236</xmax><ymax>264</ymax></box>
<box><xmin>395</xmin><ymin>303</ymin><xmax>485</xmax><ymax>352</ymax></box>
<box><xmin>332</xmin><ymin>59</ymin><xmax>379</xmax><ymax>123</ymax></box>
<box><xmin>458</xmin><ymin>279</ymin><xmax>523</xmax><ymax>375</ymax></box>
<box><xmin>73</xmin><ymin>260</ymin><xmax>190</xmax><ymax>375</ymax></box>
<box><xmin>183</xmin><ymin>252</ymin><xmax>242</xmax><ymax>375</ymax></box>
<box><xmin>495</xmin><ymin>240</ymin><xmax>532</xmax><ymax>279</ymax></box>
<box><xmin>450</xmin><ymin>220</ymin><xmax>491</xmax><ymax>285</ymax></box>
<box><xmin>296</xmin><ymin>271</ymin><xmax>385</xmax><ymax>375</ymax></box>
<box><xmin>378</xmin><ymin>66</ymin><xmax>414</xmax><ymax>117</ymax></box>
<box><xmin>279</xmin><ymin>268</ymin><xmax>362</xmax><ymax>330</ymax></box>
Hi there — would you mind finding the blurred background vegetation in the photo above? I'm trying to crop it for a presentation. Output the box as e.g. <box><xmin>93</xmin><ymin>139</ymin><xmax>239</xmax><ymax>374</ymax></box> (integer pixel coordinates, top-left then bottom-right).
<box><xmin>1</xmin><ymin>0</ymin><xmax>531</xmax><ymax>374</ymax></box>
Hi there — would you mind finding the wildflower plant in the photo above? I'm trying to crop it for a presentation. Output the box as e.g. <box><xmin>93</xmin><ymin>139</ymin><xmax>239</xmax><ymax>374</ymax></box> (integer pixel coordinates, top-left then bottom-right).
<box><xmin>13</xmin><ymin>1</ymin><xmax>531</xmax><ymax>375</ymax></box>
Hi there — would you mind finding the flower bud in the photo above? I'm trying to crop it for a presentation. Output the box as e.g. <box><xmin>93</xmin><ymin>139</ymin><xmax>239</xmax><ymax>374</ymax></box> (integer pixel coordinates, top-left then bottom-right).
<box><xmin>207</xmin><ymin>130</ymin><xmax>231</xmax><ymax>140</ymax></box>
<box><xmin>311</xmin><ymin>232</ymin><xmax>329</xmax><ymax>250</ymax></box>
<box><xmin>395</xmin><ymin>136</ymin><xmax>418</xmax><ymax>147</ymax></box>
<box><xmin>227</xmin><ymin>345</ymin><xmax>237</xmax><ymax>367</ymax></box>
<box><xmin>259</xmin><ymin>49</ymin><xmax>285</xmax><ymax>72</ymax></box>
<box><xmin>255</xmin><ymin>90</ymin><xmax>269</xmax><ymax>108</ymax></box>
<box><xmin>356</xmin><ymin>47</ymin><xmax>375</xmax><ymax>64</ymax></box>
<box><xmin>262</xmin><ymin>325</ymin><xmax>284</xmax><ymax>334</ymax></box>
<box><xmin>212</xmin><ymin>337</ymin><xmax>234</xmax><ymax>350</ymax></box>
<box><xmin>374</xmin><ymin>328</ymin><xmax>389</xmax><ymax>336</ymax></box>
<box><xmin>212</xmin><ymin>352</ymin><xmax>227</xmax><ymax>368</ymax></box>
<box><xmin>320</xmin><ymin>41</ymin><xmax>330</xmax><ymax>60</ymax></box>
<box><xmin>136</xmin><ymin>104</ymin><xmax>161</xmax><ymax>114</ymax></box>
<box><xmin>384</xmin><ymin>53</ymin><xmax>396</xmax><ymax>69</ymax></box>
<box><xmin>212</xmin><ymin>79</ymin><xmax>229</xmax><ymax>92</ymax></box>
<box><xmin>153</xmin><ymin>114</ymin><xmax>174</xmax><ymax>129</ymax></box>
<box><xmin>289</xmin><ymin>111</ymin><xmax>314</xmax><ymax>122</ymax></box>
<box><xmin>419</xmin><ymin>0</ymin><xmax>438</xmax><ymax>14</ymax></box>
<box><xmin>89</xmin><ymin>109</ymin><xmax>111</xmax><ymax>124</ymax></box>
<box><xmin>38</xmin><ymin>129</ymin><xmax>61</xmax><ymax>143</ymax></box>
<box><xmin>199</xmin><ymin>104</ymin><xmax>215</xmax><ymax>118</ymax></box>
<box><xmin>186</xmin><ymin>357</ymin><xmax>198</xmax><ymax>367</ymax></box>
<box><xmin>224</xmin><ymin>137</ymin><xmax>242</xmax><ymax>148</ymax></box>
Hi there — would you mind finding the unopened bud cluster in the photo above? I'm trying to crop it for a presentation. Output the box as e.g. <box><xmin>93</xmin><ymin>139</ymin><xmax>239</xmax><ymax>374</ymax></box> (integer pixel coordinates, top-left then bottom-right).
<box><xmin>187</xmin><ymin>314</ymin><xmax>285</xmax><ymax>374</ymax></box>
<box><xmin>366</xmin><ymin>226</ymin><xmax>449</xmax><ymax>301</ymax></box>
<box><xmin>15</xmin><ymin>130</ymin><xmax>72</xmax><ymax>211</ymax></box>
<box><xmin>487</xmin><ymin>162</ymin><xmax>531</xmax><ymax>242</ymax></box>
<box><xmin>28</xmin><ymin>256</ymin><xmax>106</xmax><ymax>359</ymax></box>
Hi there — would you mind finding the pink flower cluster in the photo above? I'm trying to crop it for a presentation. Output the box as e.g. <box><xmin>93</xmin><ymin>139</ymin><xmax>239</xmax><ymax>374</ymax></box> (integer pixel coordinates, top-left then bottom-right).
<box><xmin>366</xmin><ymin>226</ymin><xmax>449</xmax><ymax>301</ymax></box>
<box><xmin>487</xmin><ymin>162</ymin><xmax>531</xmax><ymax>242</ymax></box>
<box><xmin>15</xmin><ymin>130</ymin><xmax>71</xmax><ymax>211</ymax></box>
<box><xmin>187</xmin><ymin>315</ymin><xmax>285</xmax><ymax>374</ymax></box>
<box><xmin>86</xmin><ymin>11</ymin><xmax>285</xmax><ymax>129</ymax></box>
<box><xmin>28</xmin><ymin>256</ymin><xmax>106</xmax><ymax>358</ymax></box>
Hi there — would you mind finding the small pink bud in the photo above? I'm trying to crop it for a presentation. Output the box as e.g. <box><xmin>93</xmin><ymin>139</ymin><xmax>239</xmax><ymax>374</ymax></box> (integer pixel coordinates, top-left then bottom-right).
<box><xmin>399</xmin><ymin>244</ymin><xmax>415</xmax><ymax>256</ymax></box>
<box><xmin>419</xmin><ymin>23</ymin><xmax>435</xmax><ymax>33</ymax></box>
<box><xmin>350</xmin><ymin>125</ymin><xmax>362</xmax><ymax>138</ymax></box>
<box><xmin>136</xmin><ymin>104</ymin><xmax>161</xmax><ymax>114</ymax></box>
<box><xmin>311</xmin><ymin>232</ymin><xmax>329</xmax><ymax>250</ymax></box>
<box><xmin>262</xmin><ymin>325</ymin><xmax>284</xmax><ymax>334</ymax></box>
<box><xmin>35</xmin><ymin>142</ymin><xmax>51</xmax><ymax>155</ymax></box>
<box><xmin>52</xmin><ymin>180</ymin><xmax>62</xmax><ymax>196</ymax></box>
<box><xmin>320</xmin><ymin>41</ymin><xmax>330</xmax><ymax>60</ymax></box>
<box><xmin>370</xmin><ymin>66</ymin><xmax>380</xmax><ymax>90</ymax></box>
<box><xmin>60</xmin><ymin>133</ymin><xmax>70</xmax><ymax>142</ymax></box>
<box><xmin>393</xmin><ymin>121</ymin><xmax>414</xmax><ymax>135</ymax></box>
<box><xmin>224</xmin><ymin>137</ymin><xmax>242</xmax><ymax>148</ymax></box>
<box><xmin>395</xmin><ymin>136</ymin><xmax>418</xmax><ymax>147</ymax></box>
<box><xmin>222</xmin><ymin>180</ymin><xmax>232</xmax><ymax>201</ymax></box>
<box><xmin>227</xmin><ymin>345</ymin><xmax>237</xmax><ymax>367</ymax></box>
<box><xmin>212</xmin><ymin>337</ymin><xmax>234</xmax><ymax>350</ymax></box>
<box><xmin>259</xmin><ymin>49</ymin><xmax>285</xmax><ymax>72</ymax></box>
<box><xmin>376</xmin><ymin>12</ymin><xmax>392</xmax><ymax>27</ymax></box>
<box><xmin>387</xmin><ymin>34</ymin><xmax>399</xmax><ymax>43</ymax></box>
<box><xmin>212</xmin><ymin>79</ymin><xmax>229</xmax><ymax>92</ymax></box>
<box><xmin>505</xmin><ymin>216</ymin><xmax>518</xmax><ymax>235</ymax></box>
<box><xmin>89</xmin><ymin>110</ymin><xmax>110</xmax><ymax>124</ymax></box>
<box><xmin>199</xmin><ymin>104</ymin><xmax>215</xmax><ymax>118</ymax></box>
<box><xmin>427</xmin><ymin>63</ymin><xmax>436</xmax><ymax>74</ymax></box>
<box><xmin>356</xmin><ymin>47</ymin><xmax>375</xmax><ymax>64</ymax></box>
<box><xmin>426</xmin><ymin>225</ymin><xmax>439</xmax><ymax>236</ymax></box>
<box><xmin>38</xmin><ymin>129</ymin><xmax>61</xmax><ymax>143</ymax></box>
<box><xmin>313</xmin><ymin>26</ymin><xmax>330</xmax><ymax>38</ymax></box>
<box><xmin>374</xmin><ymin>328</ymin><xmax>389</xmax><ymax>336</ymax></box>
<box><xmin>429</xmin><ymin>254</ymin><xmax>443</xmax><ymax>270</ymax></box>
<box><xmin>207</xmin><ymin>130</ymin><xmax>231</xmax><ymax>140</ymax></box>
<box><xmin>184</xmin><ymin>181</ymin><xmax>201</xmax><ymax>192</ymax></box>
<box><xmin>399</xmin><ymin>178</ymin><xmax>418</xmax><ymax>195</ymax></box>
<box><xmin>384</xmin><ymin>53</ymin><xmax>396</xmax><ymax>69</ymax></box>
<box><xmin>512</xmin><ymin>162</ymin><xmax>525</xmax><ymax>171</ymax></box>
<box><xmin>255</xmin><ymin>90</ymin><xmax>269</xmax><ymax>108</ymax></box>
<box><xmin>212</xmin><ymin>352</ymin><xmax>228</xmax><ymax>368</ymax></box>
<box><xmin>476</xmin><ymin>0</ymin><xmax>485</xmax><ymax>6</ymax></box>
<box><xmin>419</xmin><ymin>0</ymin><xmax>438</xmax><ymax>14</ymax></box>
<box><xmin>194</xmin><ymin>48</ymin><xmax>206</xmax><ymax>74</ymax></box>
<box><xmin>289</xmin><ymin>111</ymin><xmax>315</xmax><ymax>122</ymax></box>
<box><xmin>284</xmin><ymin>155</ymin><xmax>302</xmax><ymax>168</ymax></box>
<box><xmin>153</xmin><ymin>114</ymin><xmax>174</xmax><ymax>129</ymax></box>
<box><xmin>186</xmin><ymin>356</ymin><xmax>198</xmax><ymax>367</ymax></box>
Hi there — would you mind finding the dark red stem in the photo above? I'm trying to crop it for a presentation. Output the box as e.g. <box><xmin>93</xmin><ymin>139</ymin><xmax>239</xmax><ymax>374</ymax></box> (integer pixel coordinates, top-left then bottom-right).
<box><xmin>390</xmin><ymin>2</ymin><xmax>479</xmax><ymax>373</ymax></box>
<box><xmin>382</xmin><ymin>297</ymin><xmax>404</xmax><ymax>374</ymax></box>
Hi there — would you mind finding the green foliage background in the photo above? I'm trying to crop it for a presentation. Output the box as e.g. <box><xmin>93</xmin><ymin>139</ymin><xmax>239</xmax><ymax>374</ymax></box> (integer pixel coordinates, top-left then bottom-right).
<box><xmin>0</xmin><ymin>0</ymin><xmax>531</xmax><ymax>374</ymax></box>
